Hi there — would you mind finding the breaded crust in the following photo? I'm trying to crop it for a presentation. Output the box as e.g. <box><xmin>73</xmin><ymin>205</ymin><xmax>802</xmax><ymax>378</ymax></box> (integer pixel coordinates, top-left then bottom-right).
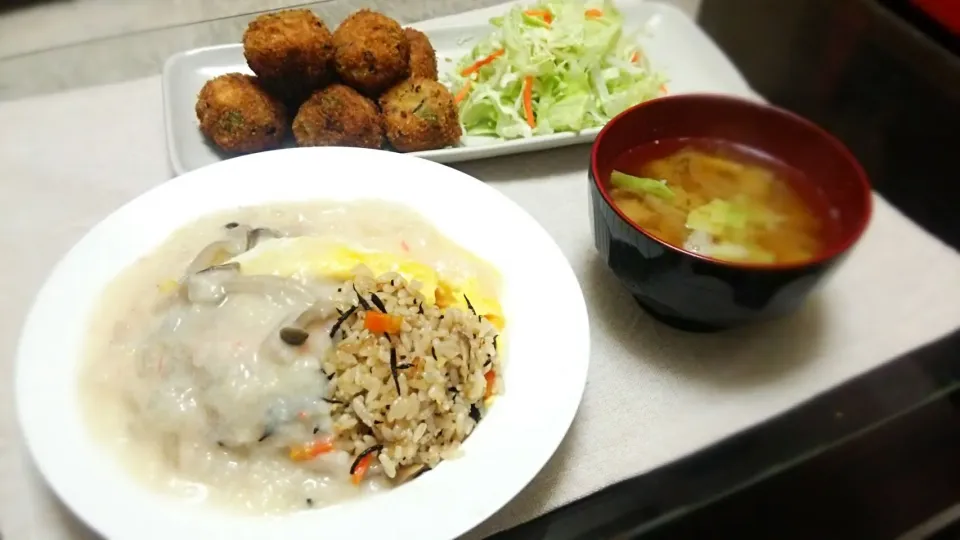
<box><xmin>379</xmin><ymin>78</ymin><xmax>461</xmax><ymax>152</ymax></box>
<box><xmin>243</xmin><ymin>9</ymin><xmax>335</xmax><ymax>103</ymax></box>
<box><xmin>332</xmin><ymin>10</ymin><xmax>410</xmax><ymax>96</ymax></box>
<box><xmin>196</xmin><ymin>73</ymin><xmax>288</xmax><ymax>153</ymax></box>
<box><xmin>404</xmin><ymin>28</ymin><xmax>438</xmax><ymax>81</ymax></box>
<box><xmin>293</xmin><ymin>84</ymin><xmax>383</xmax><ymax>148</ymax></box>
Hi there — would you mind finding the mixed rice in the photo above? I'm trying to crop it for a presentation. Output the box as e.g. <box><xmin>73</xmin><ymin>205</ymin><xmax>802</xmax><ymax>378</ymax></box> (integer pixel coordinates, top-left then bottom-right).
<box><xmin>320</xmin><ymin>266</ymin><xmax>502</xmax><ymax>482</ymax></box>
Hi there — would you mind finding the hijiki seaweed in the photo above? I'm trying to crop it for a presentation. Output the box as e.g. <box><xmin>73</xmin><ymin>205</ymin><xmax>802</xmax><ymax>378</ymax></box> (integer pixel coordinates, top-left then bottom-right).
<box><xmin>469</xmin><ymin>404</ymin><xmax>482</xmax><ymax>422</ymax></box>
<box><xmin>353</xmin><ymin>285</ymin><xmax>371</xmax><ymax>310</ymax></box>
<box><xmin>386</xmin><ymin>333</ymin><xmax>401</xmax><ymax>394</ymax></box>
<box><xmin>463</xmin><ymin>294</ymin><xmax>477</xmax><ymax>315</ymax></box>
<box><xmin>349</xmin><ymin>444</ymin><xmax>384</xmax><ymax>475</ymax></box>
<box><xmin>329</xmin><ymin>305</ymin><xmax>358</xmax><ymax>339</ymax></box>
<box><xmin>369</xmin><ymin>292</ymin><xmax>387</xmax><ymax>312</ymax></box>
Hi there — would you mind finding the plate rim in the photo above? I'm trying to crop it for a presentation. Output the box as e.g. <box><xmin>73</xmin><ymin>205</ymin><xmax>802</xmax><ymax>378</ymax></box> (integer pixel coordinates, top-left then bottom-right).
<box><xmin>14</xmin><ymin>147</ymin><xmax>591</xmax><ymax>540</ymax></box>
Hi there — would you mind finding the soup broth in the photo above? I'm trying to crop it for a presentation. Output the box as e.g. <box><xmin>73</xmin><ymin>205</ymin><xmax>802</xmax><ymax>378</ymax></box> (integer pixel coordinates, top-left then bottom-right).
<box><xmin>607</xmin><ymin>138</ymin><xmax>834</xmax><ymax>264</ymax></box>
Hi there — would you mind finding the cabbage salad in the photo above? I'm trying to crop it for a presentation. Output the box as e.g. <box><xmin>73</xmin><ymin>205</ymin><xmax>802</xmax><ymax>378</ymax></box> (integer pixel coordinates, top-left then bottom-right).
<box><xmin>448</xmin><ymin>0</ymin><xmax>667</xmax><ymax>139</ymax></box>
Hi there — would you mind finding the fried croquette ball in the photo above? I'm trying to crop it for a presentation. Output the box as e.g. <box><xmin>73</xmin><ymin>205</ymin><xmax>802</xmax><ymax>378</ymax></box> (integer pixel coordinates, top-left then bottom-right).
<box><xmin>293</xmin><ymin>84</ymin><xmax>383</xmax><ymax>148</ymax></box>
<box><xmin>195</xmin><ymin>74</ymin><xmax>287</xmax><ymax>153</ymax></box>
<box><xmin>379</xmin><ymin>78</ymin><xmax>461</xmax><ymax>152</ymax></box>
<box><xmin>243</xmin><ymin>9</ymin><xmax>334</xmax><ymax>103</ymax></box>
<box><xmin>332</xmin><ymin>10</ymin><xmax>410</xmax><ymax>96</ymax></box>
<box><xmin>404</xmin><ymin>28</ymin><xmax>438</xmax><ymax>80</ymax></box>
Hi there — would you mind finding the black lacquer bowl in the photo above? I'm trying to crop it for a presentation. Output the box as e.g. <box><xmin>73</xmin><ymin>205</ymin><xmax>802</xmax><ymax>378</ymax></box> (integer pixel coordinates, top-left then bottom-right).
<box><xmin>589</xmin><ymin>94</ymin><xmax>873</xmax><ymax>332</ymax></box>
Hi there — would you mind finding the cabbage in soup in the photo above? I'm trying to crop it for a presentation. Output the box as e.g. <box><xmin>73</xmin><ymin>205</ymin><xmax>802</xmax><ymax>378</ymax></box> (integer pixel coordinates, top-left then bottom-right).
<box><xmin>607</xmin><ymin>138</ymin><xmax>831</xmax><ymax>265</ymax></box>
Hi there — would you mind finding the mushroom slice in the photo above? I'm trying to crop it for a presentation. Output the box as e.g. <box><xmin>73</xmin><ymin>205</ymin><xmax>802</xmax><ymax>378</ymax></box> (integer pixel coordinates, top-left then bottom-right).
<box><xmin>394</xmin><ymin>463</ymin><xmax>430</xmax><ymax>484</ymax></box>
<box><xmin>185</xmin><ymin>261</ymin><xmax>242</xmax><ymax>303</ymax></box>
<box><xmin>246</xmin><ymin>227</ymin><xmax>283</xmax><ymax>250</ymax></box>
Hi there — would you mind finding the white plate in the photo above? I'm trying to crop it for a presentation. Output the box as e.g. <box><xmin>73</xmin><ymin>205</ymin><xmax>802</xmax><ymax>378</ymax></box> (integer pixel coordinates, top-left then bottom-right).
<box><xmin>15</xmin><ymin>148</ymin><xmax>590</xmax><ymax>540</ymax></box>
<box><xmin>162</xmin><ymin>0</ymin><xmax>759</xmax><ymax>175</ymax></box>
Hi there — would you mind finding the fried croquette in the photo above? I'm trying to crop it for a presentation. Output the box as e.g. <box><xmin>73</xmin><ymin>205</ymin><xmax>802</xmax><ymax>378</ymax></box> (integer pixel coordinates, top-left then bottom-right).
<box><xmin>379</xmin><ymin>78</ymin><xmax>461</xmax><ymax>152</ymax></box>
<box><xmin>243</xmin><ymin>9</ymin><xmax>335</xmax><ymax>103</ymax></box>
<box><xmin>196</xmin><ymin>74</ymin><xmax>287</xmax><ymax>153</ymax></box>
<box><xmin>404</xmin><ymin>28</ymin><xmax>438</xmax><ymax>80</ymax></box>
<box><xmin>293</xmin><ymin>84</ymin><xmax>383</xmax><ymax>148</ymax></box>
<box><xmin>332</xmin><ymin>10</ymin><xmax>410</xmax><ymax>96</ymax></box>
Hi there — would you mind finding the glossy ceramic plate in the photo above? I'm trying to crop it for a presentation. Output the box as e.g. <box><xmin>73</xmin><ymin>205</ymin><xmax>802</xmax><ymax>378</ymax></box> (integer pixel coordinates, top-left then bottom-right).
<box><xmin>15</xmin><ymin>148</ymin><xmax>590</xmax><ymax>540</ymax></box>
<box><xmin>162</xmin><ymin>0</ymin><xmax>759</xmax><ymax>175</ymax></box>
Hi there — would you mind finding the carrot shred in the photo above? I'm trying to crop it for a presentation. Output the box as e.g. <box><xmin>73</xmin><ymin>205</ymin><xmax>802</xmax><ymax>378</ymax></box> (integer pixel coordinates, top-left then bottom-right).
<box><xmin>585</xmin><ymin>8</ymin><xmax>604</xmax><ymax>18</ymax></box>
<box><xmin>522</xmin><ymin>75</ymin><xmax>535</xmax><ymax>129</ymax></box>
<box><xmin>630</xmin><ymin>51</ymin><xmax>640</xmax><ymax>62</ymax></box>
<box><xmin>400</xmin><ymin>240</ymin><xmax>410</xmax><ymax>252</ymax></box>
<box><xmin>659</xmin><ymin>83</ymin><xmax>668</xmax><ymax>94</ymax></box>
<box><xmin>289</xmin><ymin>439</ymin><xmax>335</xmax><ymax>461</ymax></box>
<box><xmin>484</xmin><ymin>370</ymin><xmax>496</xmax><ymax>399</ymax></box>
<box><xmin>364</xmin><ymin>311</ymin><xmax>403</xmax><ymax>334</ymax></box>
<box><xmin>460</xmin><ymin>49</ymin><xmax>505</xmax><ymax>76</ymax></box>
<box><xmin>524</xmin><ymin>9</ymin><xmax>553</xmax><ymax>24</ymax></box>
<box><xmin>352</xmin><ymin>453</ymin><xmax>376</xmax><ymax>485</ymax></box>
<box><xmin>454</xmin><ymin>80</ymin><xmax>473</xmax><ymax>104</ymax></box>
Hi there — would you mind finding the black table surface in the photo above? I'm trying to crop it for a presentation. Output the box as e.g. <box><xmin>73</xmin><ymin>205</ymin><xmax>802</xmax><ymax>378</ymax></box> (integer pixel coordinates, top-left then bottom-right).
<box><xmin>491</xmin><ymin>0</ymin><xmax>960</xmax><ymax>538</ymax></box>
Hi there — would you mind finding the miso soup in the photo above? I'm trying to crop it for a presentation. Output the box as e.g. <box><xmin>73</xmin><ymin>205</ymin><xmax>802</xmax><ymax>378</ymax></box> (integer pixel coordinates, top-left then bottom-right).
<box><xmin>607</xmin><ymin>138</ymin><xmax>834</xmax><ymax>265</ymax></box>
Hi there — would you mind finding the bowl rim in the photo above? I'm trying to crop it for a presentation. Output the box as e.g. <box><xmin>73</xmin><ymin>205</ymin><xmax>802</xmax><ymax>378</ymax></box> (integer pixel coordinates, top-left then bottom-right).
<box><xmin>589</xmin><ymin>93</ymin><xmax>874</xmax><ymax>271</ymax></box>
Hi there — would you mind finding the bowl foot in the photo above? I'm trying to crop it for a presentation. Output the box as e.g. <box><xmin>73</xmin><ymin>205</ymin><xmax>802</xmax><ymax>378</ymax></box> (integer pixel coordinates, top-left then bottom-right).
<box><xmin>633</xmin><ymin>296</ymin><xmax>724</xmax><ymax>333</ymax></box>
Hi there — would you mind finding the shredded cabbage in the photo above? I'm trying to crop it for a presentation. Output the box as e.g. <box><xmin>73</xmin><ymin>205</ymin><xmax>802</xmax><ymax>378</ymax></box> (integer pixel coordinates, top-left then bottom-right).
<box><xmin>686</xmin><ymin>198</ymin><xmax>786</xmax><ymax>236</ymax></box>
<box><xmin>685</xmin><ymin>199</ymin><xmax>781</xmax><ymax>263</ymax></box>
<box><xmin>610</xmin><ymin>170</ymin><xmax>674</xmax><ymax>200</ymax></box>
<box><xmin>448</xmin><ymin>0</ymin><xmax>667</xmax><ymax>139</ymax></box>
<box><xmin>686</xmin><ymin>199</ymin><xmax>749</xmax><ymax>237</ymax></box>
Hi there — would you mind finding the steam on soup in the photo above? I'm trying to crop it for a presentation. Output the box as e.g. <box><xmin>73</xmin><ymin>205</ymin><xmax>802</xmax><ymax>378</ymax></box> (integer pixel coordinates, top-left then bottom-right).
<box><xmin>607</xmin><ymin>138</ymin><xmax>833</xmax><ymax>265</ymax></box>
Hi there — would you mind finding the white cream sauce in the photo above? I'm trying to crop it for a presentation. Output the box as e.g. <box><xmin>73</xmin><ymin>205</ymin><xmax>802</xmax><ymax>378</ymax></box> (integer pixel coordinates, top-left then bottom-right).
<box><xmin>80</xmin><ymin>200</ymin><xmax>498</xmax><ymax>514</ymax></box>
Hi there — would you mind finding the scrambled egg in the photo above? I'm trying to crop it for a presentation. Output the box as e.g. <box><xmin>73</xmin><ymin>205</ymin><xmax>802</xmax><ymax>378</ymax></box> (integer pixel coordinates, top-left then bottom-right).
<box><xmin>226</xmin><ymin>237</ymin><xmax>503</xmax><ymax>326</ymax></box>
